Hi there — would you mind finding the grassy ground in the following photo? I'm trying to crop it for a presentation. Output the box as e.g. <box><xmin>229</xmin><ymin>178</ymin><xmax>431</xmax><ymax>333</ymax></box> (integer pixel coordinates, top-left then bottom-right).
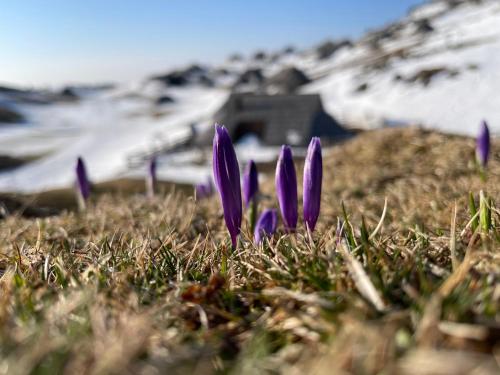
<box><xmin>0</xmin><ymin>178</ymin><xmax>193</xmax><ymax>214</ymax></box>
<box><xmin>0</xmin><ymin>127</ymin><xmax>498</xmax><ymax>374</ymax></box>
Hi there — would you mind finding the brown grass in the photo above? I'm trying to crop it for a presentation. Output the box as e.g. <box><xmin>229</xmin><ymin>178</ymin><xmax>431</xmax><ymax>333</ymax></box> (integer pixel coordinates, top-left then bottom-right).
<box><xmin>0</xmin><ymin>127</ymin><xmax>498</xmax><ymax>374</ymax></box>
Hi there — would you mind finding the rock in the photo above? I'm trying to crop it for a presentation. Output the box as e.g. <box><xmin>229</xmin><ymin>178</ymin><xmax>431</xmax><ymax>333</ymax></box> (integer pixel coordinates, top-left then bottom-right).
<box><xmin>265</xmin><ymin>67</ymin><xmax>311</xmax><ymax>93</ymax></box>
<box><xmin>253</xmin><ymin>51</ymin><xmax>267</xmax><ymax>60</ymax></box>
<box><xmin>198</xmin><ymin>75</ymin><xmax>214</xmax><ymax>87</ymax></box>
<box><xmin>155</xmin><ymin>96</ymin><xmax>175</xmax><ymax>105</ymax></box>
<box><xmin>402</xmin><ymin>67</ymin><xmax>459</xmax><ymax>86</ymax></box>
<box><xmin>354</xmin><ymin>83</ymin><xmax>369</xmax><ymax>93</ymax></box>
<box><xmin>59</xmin><ymin>87</ymin><xmax>79</xmax><ymax>101</ymax></box>
<box><xmin>0</xmin><ymin>105</ymin><xmax>24</xmax><ymax>124</ymax></box>
<box><xmin>229</xmin><ymin>53</ymin><xmax>243</xmax><ymax>62</ymax></box>
<box><xmin>363</xmin><ymin>22</ymin><xmax>404</xmax><ymax>49</ymax></box>
<box><xmin>394</xmin><ymin>74</ymin><xmax>404</xmax><ymax>81</ymax></box>
<box><xmin>316</xmin><ymin>39</ymin><xmax>352</xmax><ymax>59</ymax></box>
<box><xmin>151</xmin><ymin>65</ymin><xmax>213</xmax><ymax>87</ymax></box>
<box><xmin>0</xmin><ymin>155</ymin><xmax>28</xmax><ymax>171</ymax></box>
<box><xmin>269</xmin><ymin>52</ymin><xmax>282</xmax><ymax>63</ymax></box>
<box><xmin>0</xmin><ymin>85</ymin><xmax>24</xmax><ymax>94</ymax></box>
<box><xmin>414</xmin><ymin>18</ymin><xmax>434</xmax><ymax>34</ymax></box>
<box><xmin>234</xmin><ymin>69</ymin><xmax>264</xmax><ymax>87</ymax></box>
<box><xmin>216</xmin><ymin>68</ymin><xmax>230</xmax><ymax>76</ymax></box>
<box><xmin>151</xmin><ymin>71</ymin><xmax>188</xmax><ymax>86</ymax></box>
<box><xmin>183</xmin><ymin>64</ymin><xmax>206</xmax><ymax>76</ymax></box>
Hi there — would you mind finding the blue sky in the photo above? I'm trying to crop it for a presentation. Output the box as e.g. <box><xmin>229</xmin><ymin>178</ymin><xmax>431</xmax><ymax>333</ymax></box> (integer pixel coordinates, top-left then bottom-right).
<box><xmin>0</xmin><ymin>0</ymin><xmax>423</xmax><ymax>87</ymax></box>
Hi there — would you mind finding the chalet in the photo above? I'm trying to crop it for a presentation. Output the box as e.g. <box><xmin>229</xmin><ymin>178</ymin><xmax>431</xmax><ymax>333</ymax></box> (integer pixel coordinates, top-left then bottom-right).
<box><xmin>198</xmin><ymin>93</ymin><xmax>350</xmax><ymax>146</ymax></box>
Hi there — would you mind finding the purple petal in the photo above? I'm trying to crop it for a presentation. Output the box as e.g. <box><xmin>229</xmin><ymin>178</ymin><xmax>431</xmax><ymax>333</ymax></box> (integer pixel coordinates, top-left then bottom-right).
<box><xmin>213</xmin><ymin>124</ymin><xmax>242</xmax><ymax>247</ymax></box>
<box><xmin>146</xmin><ymin>156</ymin><xmax>157</xmax><ymax>198</ymax></box>
<box><xmin>243</xmin><ymin>160</ymin><xmax>259</xmax><ymax>208</ymax></box>
<box><xmin>303</xmin><ymin>137</ymin><xmax>322</xmax><ymax>231</ymax></box>
<box><xmin>195</xmin><ymin>179</ymin><xmax>213</xmax><ymax>200</ymax></box>
<box><xmin>476</xmin><ymin>120</ymin><xmax>490</xmax><ymax>167</ymax></box>
<box><xmin>254</xmin><ymin>209</ymin><xmax>278</xmax><ymax>243</ymax></box>
<box><xmin>149</xmin><ymin>157</ymin><xmax>157</xmax><ymax>179</ymax></box>
<box><xmin>275</xmin><ymin>145</ymin><xmax>298</xmax><ymax>231</ymax></box>
<box><xmin>75</xmin><ymin>157</ymin><xmax>90</xmax><ymax>200</ymax></box>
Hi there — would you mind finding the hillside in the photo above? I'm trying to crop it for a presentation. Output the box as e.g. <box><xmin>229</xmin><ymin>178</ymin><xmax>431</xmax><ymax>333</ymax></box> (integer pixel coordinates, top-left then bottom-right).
<box><xmin>0</xmin><ymin>128</ymin><xmax>498</xmax><ymax>374</ymax></box>
<box><xmin>0</xmin><ymin>0</ymin><xmax>499</xmax><ymax>193</ymax></box>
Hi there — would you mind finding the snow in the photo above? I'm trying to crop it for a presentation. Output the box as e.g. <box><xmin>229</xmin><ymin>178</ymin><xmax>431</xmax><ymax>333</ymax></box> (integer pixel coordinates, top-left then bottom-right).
<box><xmin>302</xmin><ymin>0</ymin><xmax>500</xmax><ymax>136</ymax></box>
<box><xmin>0</xmin><ymin>87</ymin><xmax>228</xmax><ymax>192</ymax></box>
<box><xmin>409</xmin><ymin>0</ymin><xmax>450</xmax><ymax>20</ymax></box>
<box><xmin>0</xmin><ymin>0</ymin><xmax>498</xmax><ymax>193</ymax></box>
<box><xmin>124</xmin><ymin>136</ymin><xmax>294</xmax><ymax>186</ymax></box>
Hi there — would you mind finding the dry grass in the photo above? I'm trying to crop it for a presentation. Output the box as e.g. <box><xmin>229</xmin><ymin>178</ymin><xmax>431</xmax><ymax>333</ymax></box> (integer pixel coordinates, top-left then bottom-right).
<box><xmin>0</xmin><ymin>127</ymin><xmax>499</xmax><ymax>374</ymax></box>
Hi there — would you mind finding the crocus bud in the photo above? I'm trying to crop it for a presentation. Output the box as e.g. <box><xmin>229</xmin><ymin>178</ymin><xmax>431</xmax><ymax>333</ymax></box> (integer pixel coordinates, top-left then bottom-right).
<box><xmin>195</xmin><ymin>183</ymin><xmax>207</xmax><ymax>199</ymax></box>
<box><xmin>254</xmin><ymin>208</ymin><xmax>278</xmax><ymax>244</ymax></box>
<box><xmin>303</xmin><ymin>137</ymin><xmax>322</xmax><ymax>232</ymax></box>
<box><xmin>146</xmin><ymin>156</ymin><xmax>157</xmax><ymax>199</ymax></box>
<box><xmin>275</xmin><ymin>145</ymin><xmax>298</xmax><ymax>232</ymax></box>
<box><xmin>75</xmin><ymin>156</ymin><xmax>90</xmax><ymax>210</ymax></box>
<box><xmin>213</xmin><ymin>124</ymin><xmax>242</xmax><ymax>248</ymax></box>
<box><xmin>195</xmin><ymin>178</ymin><xmax>213</xmax><ymax>200</ymax></box>
<box><xmin>476</xmin><ymin>120</ymin><xmax>490</xmax><ymax>168</ymax></box>
<box><xmin>243</xmin><ymin>160</ymin><xmax>258</xmax><ymax>208</ymax></box>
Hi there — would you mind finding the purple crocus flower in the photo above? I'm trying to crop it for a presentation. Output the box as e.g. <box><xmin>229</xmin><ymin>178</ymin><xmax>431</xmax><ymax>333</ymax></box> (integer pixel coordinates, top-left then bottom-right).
<box><xmin>476</xmin><ymin>120</ymin><xmax>490</xmax><ymax>167</ymax></box>
<box><xmin>195</xmin><ymin>178</ymin><xmax>213</xmax><ymax>200</ymax></box>
<box><xmin>75</xmin><ymin>157</ymin><xmax>90</xmax><ymax>201</ymax></box>
<box><xmin>146</xmin><ymin>156</ymin><xmax>157</xmax><ymax>199</ymax></box>
<box><xmin>275</xmin><ymin>145</ymin><xmax>298</xmax><ymax>232</ymax></box>
<box><xmin>303</xmin><ymin>137</ymin><xmax>322</xmax><ymax>232</ymax></box>
<box><xmin>213</xmin><ymin>124</ymin><xmax>242</xmax><ymax>248</ymax></box>
<box><xmin>243</xmin><ymin>160</ymin><xmax>258</xmax><ymax>208</ymax></box>
<box><xmin>254</xmin><ymin>209</ymin><xmax>278</xmax><ymax>244</ymax></box>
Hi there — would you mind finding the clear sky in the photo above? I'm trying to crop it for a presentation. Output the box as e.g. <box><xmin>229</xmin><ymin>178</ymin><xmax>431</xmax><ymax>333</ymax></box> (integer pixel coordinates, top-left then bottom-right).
<box><xmin>0</xmin><ymin>0</ymin><xmax>423</xmax><ymax>88</ymax></box>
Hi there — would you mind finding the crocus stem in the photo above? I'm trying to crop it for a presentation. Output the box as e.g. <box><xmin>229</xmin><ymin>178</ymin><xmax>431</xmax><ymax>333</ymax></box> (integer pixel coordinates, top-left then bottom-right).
<box><xmin>76</xmin><ymin>191</ymin><xmax>86</xmax><ymax>212</ymax></box>
<box><xmin>479</xmin><ymin>167</ymin><xmax>487</xmax><ymax>182</ymax></box>
<box><xmin>248</xmin><ymin>198</ymin><xmax>257</xmax><ymax>234</ymax></box>
<box><xmin>221</xmin><ymin>252</ymin><xmax>228</xmax><ymax>275</ymax></box>
<box><xmin>221</xmin><ymin>242</ymin><xmax>235</xmax><ymax>275</ymax></box>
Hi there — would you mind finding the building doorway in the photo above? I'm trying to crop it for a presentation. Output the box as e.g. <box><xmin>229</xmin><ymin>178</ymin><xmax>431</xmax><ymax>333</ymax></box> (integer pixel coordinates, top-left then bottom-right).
<box><xmin>233</xmin><ymin>121</ymin><xmax>266</xmax><ymax>143</ymax></box>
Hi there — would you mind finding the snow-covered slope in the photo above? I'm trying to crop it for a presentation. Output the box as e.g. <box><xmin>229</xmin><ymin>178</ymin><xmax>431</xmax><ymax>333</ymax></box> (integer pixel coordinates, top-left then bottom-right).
<box><xmin>0</xmin><ymin>86</ymin><xmax>227</xmax><ymax>192</ymax></box>
<box><xmin>0</xmin><ymin>0</ymin><xmax>498</xmax><ymax>193</ymax></box>
<box><xmin>302</xmin><ymin>0</ymin><xmax>500</xmax><ymax>134</ymax></box>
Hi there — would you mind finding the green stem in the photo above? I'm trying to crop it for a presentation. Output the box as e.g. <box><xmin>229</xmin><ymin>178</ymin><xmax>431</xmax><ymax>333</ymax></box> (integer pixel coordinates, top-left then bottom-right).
<box><xmin>480</xmin><ymin>168</ymin><xmax>487</xmax><ymax>182</ymax></box>
<box><xmin>221</xmin><ymin>241</ymin><xmax>235</xmax><ymax>275</ymax></box>
<box><xmin>476</xmin><ymin>158</ymin><xmax>487</xmax><ymax>182</ymax></box>
<box><xmin>479</xmin><ymin>191</ymin><xmax>491</xmax><ymax>233</ymax></box>
<box><xmin>248</xmin><ymin>199</ymin><xmax>258</xmax><ymax>235</ymax></box>
<box><xmin>221</xmin><ymin>251</ymin><xmax>228</xmax><ymax>275</ymax></box>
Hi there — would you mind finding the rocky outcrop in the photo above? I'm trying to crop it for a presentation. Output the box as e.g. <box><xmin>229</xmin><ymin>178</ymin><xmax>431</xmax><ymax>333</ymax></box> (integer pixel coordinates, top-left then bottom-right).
<box><xmin>151</xmin><ymin>64</ymin><xmax>213</xmax><ymax>87</ymax></box>
<box><xmin>265</xmin><ymin>67</ymin><xmax>311</xmax><ymax>93</ymax></box>
<box><xmin>0</xmin><ymin>105</ymin><xmax>24</xmax><ymax>124</ymax></box>
<box><xmin>316</xmin><ymin>39</ymin><xmax>352</xmax><ymax>59</ymax></box>
<box><xmin>233</xmin><ymin>69</ymin><xmax>264</xmax><ymax>88</ymax></box>
<box><xmin>414</xmin><ymin>18</ymin><xmax>434</xmax><ymax>34</ymax></box>
<box><xmin>253</xmin><ymin>51</ymin><xmax>267</xmax><ymax>60</ymax></box>
<box><xmin>400</xmin><ymin>67</ymin><xmax>459</xmax><ymax>86</ymax></box>
<box><xmin>155</xmin><ymin>95</ymin><xmax>175</xmax><ymax>105</ymax></box>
